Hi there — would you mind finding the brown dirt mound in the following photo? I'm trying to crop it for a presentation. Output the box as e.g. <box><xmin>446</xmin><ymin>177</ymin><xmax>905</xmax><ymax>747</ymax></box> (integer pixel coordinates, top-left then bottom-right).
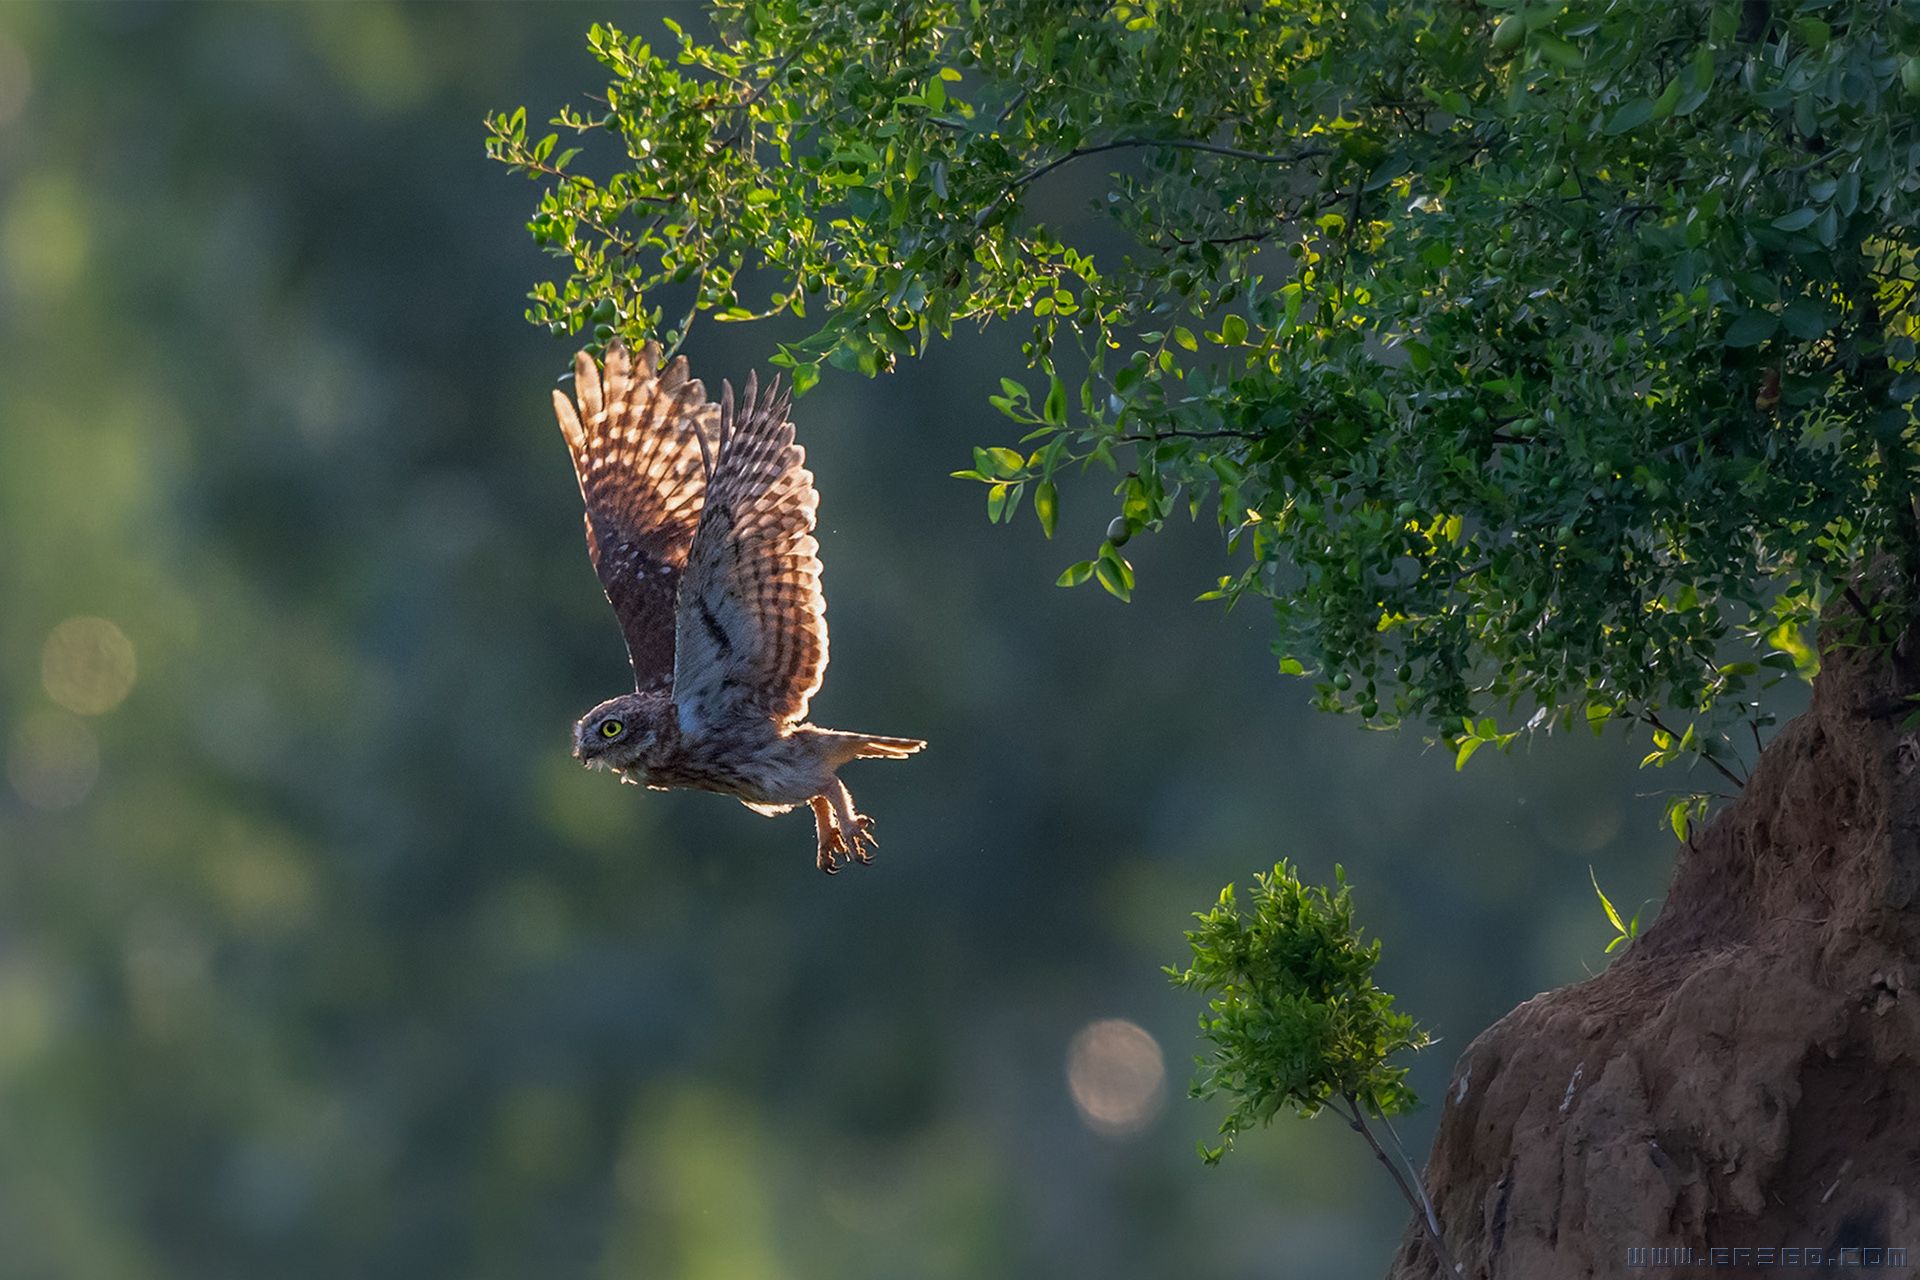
<box><xmin>1386</xmin><ymin>636</ymin><xmax>1920</xmax><ymax>1278</ymax></box>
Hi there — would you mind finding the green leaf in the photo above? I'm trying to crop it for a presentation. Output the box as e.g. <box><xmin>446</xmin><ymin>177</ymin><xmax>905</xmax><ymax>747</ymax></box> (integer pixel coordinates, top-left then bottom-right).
<box><xmin>1533</xmin><ymin>33</ymin><xmax>1585</xmax><ymax>69</ymax></box>
<box><xmin>1056</xmin><ymin>560</ymin><xmax>1094</xmax><ymax>588</ymax></box>
<box><xmin>1043</xmin><ymin>374</ymin><xmax>1067</xmax><ymax>426</ymax></box>
<box><xmin>1604</xmin><ymin>99</ymin><xmax>1655</xmax><ymax>135</ymax></box>
<box><xmin>1781</xmin><ymin>300</ymin><xmax>1831</xmax><ymax>341</ymax></box>
<box><xmin>975</xmin><ymin>446</ymin><xmax>1024</xmax><ymax>478</ymax></box>
<box><xmin>1455</xmin><ymin>737</ymin><xmax>1484</xmax><ymax>771</ymax></box>
<box><xmin>1219</xmin><ymin>314</ymin><xmax>1248</xmax><ymax>345</ymax></box>
<box><xmin>1095</xmin><ymin>549</ymin><xmax>1134</xmax><ymax>602</ymax></box>
<box><xmin>1649</xmin><ymin>77</ymin><xmax>1684</xmax><ymax>121</ymax></box>
<box><xmin>1723</xmin><ymin>311</ymin><xmax>1778</xmax><ymax>348</ymax></box>
<box><xmin>1771</xmin><ymin>208</ymin><xmax>1818</xmax><ymax>232</ymax></box>
<box><xmin>1589</xmin><ymin>868</ymin><xmax>1626</xmax><ymax>933</ymax></box>
<box><xmin>1034</xmin><ymin>479</ymin><xmax>1058</xmax><ymax>538</ymax></box>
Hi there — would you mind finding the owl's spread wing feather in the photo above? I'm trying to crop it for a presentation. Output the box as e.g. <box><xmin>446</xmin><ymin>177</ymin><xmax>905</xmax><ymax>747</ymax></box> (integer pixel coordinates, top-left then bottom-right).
<box><xmin>671</xmin><ymin>372</ymin><xmax>829</xmax><ymax>732</ymax></box>
<box><xmin>553</xmin><ymin>340</ymin><xmax>718</xmax><ymax>692</ymax></box>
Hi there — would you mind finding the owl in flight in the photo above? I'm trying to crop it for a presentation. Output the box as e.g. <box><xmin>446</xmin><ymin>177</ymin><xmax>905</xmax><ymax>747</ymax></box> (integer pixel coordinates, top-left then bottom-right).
<box><xmin>554</xmin><ymin>340</ymin><xmax>925</xmax><ymax>873</ymax></box>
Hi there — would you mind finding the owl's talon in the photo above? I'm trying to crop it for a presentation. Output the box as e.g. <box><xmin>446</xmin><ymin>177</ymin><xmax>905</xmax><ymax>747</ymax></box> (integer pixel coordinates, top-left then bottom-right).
<box><xmin>816</xmin><ymin>827</ymin><xmax>851</xmax><ymax>873</ymax></box>
<box><xmin>834</xmin><ymin>813</ymin><xmax>876</xmax><ymax>864</ymax></box>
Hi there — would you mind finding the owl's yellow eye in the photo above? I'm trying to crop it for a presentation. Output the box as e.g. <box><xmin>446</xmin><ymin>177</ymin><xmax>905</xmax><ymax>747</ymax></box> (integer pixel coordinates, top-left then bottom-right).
<box><xmin>599</xmin><ymin>719</ymin><xmax>624</xmax><ymax>739</ymax></box>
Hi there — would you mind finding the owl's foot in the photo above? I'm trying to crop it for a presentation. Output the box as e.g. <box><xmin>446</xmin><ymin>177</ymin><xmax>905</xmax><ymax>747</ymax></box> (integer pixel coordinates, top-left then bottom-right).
<box><xmin>827</xmin><ymin>814</ymin><xmax>876</xmax><ymax>866</ymax></box>
<box><xmin>815</xmin><ymin>785</ymin><xmax>878</xmax><ymax>873</ymax></box>
<box><xmin>811</xmin><ymin>796</ymin><xmax>849</xmax><ymax>874</ymax></box>
<box><xmin>816</xmin><ymin>827</ymin><xmax>850</xmax><ymax>874</ymax></box>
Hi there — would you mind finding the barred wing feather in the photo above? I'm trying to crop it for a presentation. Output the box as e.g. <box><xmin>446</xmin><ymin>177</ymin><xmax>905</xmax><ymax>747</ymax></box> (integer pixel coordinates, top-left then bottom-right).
<box><xmin>551</xmin><ymin>340</ymin><xmax>717</xmax><ymax>692</ymax></box>
<box><xmin>671</xmin><ymin>373</ymin><xmax>829</xmax><ymax>732</ymax></box>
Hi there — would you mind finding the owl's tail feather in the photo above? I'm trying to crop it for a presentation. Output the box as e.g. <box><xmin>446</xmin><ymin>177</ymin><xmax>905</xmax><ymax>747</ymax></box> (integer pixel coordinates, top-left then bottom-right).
<box><xmin>820</xmin><ymin>731</ymin><xmax>928</xmax><ymax>765</ymax></box>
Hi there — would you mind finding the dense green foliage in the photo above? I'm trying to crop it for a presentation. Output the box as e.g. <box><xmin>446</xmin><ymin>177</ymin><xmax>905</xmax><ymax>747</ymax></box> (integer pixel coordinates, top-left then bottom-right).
<box><xmin>488</xmin><ymin>0</ymin><xmax>1920</xmax><ymax>783</ymax></box>
<box><xmin>1168</xmin><ymin>862</ymin><xmax>1428</xmax><ymax>1163</ymax></box>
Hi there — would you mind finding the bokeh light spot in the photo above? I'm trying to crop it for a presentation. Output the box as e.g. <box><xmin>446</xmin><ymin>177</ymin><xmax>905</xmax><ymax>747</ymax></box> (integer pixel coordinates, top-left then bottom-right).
<box><xmin>1065</xmin><ymin>1017</ymin><xmax>1166</xmax><ymax>1137</ymax></box>
<box><xmin>7</xmin><ymin>711</ymin><xmax>99</xmax><ymax>810</ymax></box>
<box><xmin>41</xmin><ymin>616</ymin><xmax>137</xmax><ymax>715</ymax></box>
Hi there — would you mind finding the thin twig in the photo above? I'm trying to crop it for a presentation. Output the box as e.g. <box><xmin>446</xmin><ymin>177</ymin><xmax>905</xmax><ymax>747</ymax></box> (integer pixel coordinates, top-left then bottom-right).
<box><xmin>974</xmin><ymin>137</ymin><xmax>1332</xmax><ymax>229</ymax></box>
<box><xmin>1336</xmin><ymin>1094</ymin><xmax>1461</xmax><ymax>1276</ymax></box>
<box><xmin>1117</xmin><ymin>427</ymin><xmax>1268</xmax><ymax>444</ymax></box>
<box><xmin>662</xmin><ymin>268</ymin><xmax>706</xmax><ymax>362</ymax></box>
<box><xmin>1639</xmin><ymin>710</ymin><xmax>1746</xmax><ymax>790</ymax></box>
<box><xmin>1156</xmin><ymin>228</ymin><xmax>1286</xmax><ymax>251</ymax></box>
<box><xmin>1378</xmin><ymin>1108</ymin><xmax>1447</xmax><ymax>1252</ymax></box>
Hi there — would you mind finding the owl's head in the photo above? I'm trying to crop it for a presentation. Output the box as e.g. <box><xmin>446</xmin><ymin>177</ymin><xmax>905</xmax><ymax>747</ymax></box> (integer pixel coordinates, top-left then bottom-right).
<box><xmin>572</xmin><ymin>692</ymin><xmax>659</xmax><ymax>770</ymax></box>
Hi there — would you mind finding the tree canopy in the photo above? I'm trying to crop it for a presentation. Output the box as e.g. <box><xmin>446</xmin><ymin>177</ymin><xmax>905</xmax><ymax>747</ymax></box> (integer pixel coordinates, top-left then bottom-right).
<box><xmin>488</xmin><ymin>0</ymin><xmax>1920</xmax><ymax>792</ymax></box>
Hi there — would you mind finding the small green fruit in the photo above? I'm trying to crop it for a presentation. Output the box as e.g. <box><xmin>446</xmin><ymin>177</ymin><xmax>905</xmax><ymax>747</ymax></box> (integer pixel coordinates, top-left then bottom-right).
<box><xmin>1105</xmin><ymin>516</ymin><xmax>1132</xmax><ymax>546</ymax></box>
<box><xmin>1489</xmin><ymin>247</ymin><xmax>1513</xmax><ymax>267</ymax></box>
<box><xmin>1542</xmin><ymin>163</ymin><xmax>1565</xmax><ymax>188</ymax></box>
<box><xmin>1492</xmin><ymin>14</ymin><xmax>1525</xmax><ymax>53</ymax></box>
<box><xmin>1332</xmin><ymin>672</ymin><xmax>1353</xmax><ymax>691</ymax></box>
<box><xmin>1903</xmin><ymin>57</ymin><xmax>1920</xmax><ymax>99</ymax></box>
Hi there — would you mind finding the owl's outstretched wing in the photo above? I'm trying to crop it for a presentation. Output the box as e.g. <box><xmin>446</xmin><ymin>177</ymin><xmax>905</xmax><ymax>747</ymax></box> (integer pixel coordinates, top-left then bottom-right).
<box><xmin>671</xmin><ymin>373</ymin><xmax>828</xmax><ymax>732</ymax></box>
<box><xmin>552</xmin><ymin>341</ymin><xmax>718</xmax><ymax>693</ymax></box>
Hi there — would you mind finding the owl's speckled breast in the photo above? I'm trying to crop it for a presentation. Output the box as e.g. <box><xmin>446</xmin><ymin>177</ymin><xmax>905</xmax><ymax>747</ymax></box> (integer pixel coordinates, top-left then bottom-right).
<box><xmin>639</xmin><ymin>722</ymin><xmax>829</xmax><ymax>811</ymax></box>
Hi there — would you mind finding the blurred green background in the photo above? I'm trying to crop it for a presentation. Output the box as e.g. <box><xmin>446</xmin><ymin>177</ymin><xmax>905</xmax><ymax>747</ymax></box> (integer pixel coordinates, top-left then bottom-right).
<box><xmin>0</xmin><ymin>4</ymin><xmax>1690</xmax><ymax>1277</ymax></box>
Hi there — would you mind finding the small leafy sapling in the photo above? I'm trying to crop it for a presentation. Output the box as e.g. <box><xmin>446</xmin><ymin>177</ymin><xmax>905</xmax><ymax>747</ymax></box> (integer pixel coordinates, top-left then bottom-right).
<box><xmin>1168</xmin><ymin>861</ymin><xmax>1457</xmax><ymax>1275</ymax></box>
